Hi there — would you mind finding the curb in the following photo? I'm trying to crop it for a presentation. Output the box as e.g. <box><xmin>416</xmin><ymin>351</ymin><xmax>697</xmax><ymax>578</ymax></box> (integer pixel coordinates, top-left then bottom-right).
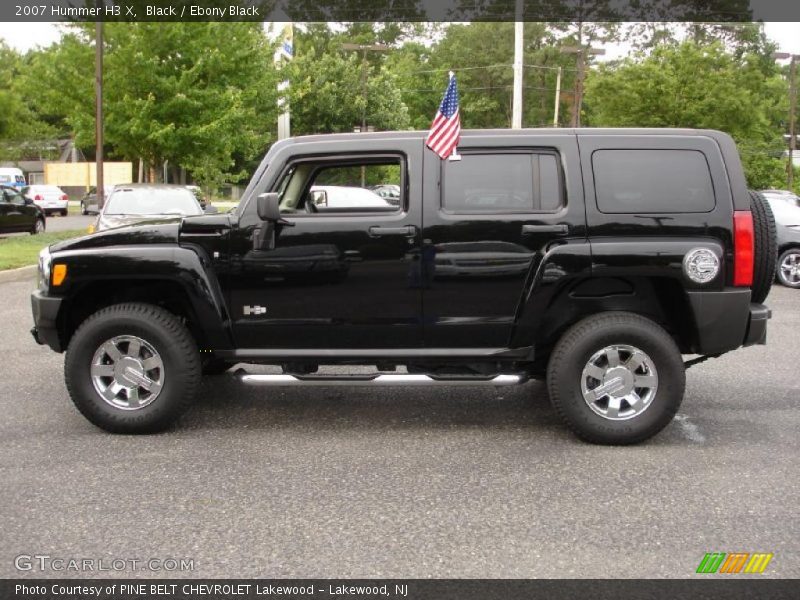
<box><xmin>0</xmin><ymin>265</ymin><xmax>37</xmax><ymax>284</ymax></box>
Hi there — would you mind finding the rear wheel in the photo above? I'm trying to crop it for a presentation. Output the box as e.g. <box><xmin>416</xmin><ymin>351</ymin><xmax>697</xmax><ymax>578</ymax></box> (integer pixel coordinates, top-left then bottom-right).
<box><xmin>61</xmin><ymin>209</ymin><xmax>68</xmax><ymax>217</ymax></box>
<box><xmin>65</xmin><ymin>303</ymin><xmax>200</xmax><ymax>433</ymax></box>
<box><xmin>777</xmin><ymin>248</ymin><xmax>800</xmax><ymax>288</ymax></box>
<box><xmin>547</xmin><ymin>312</ymin><xmax>685</xmax><ymax>445</ymax></box>
<box><xmin>80</xmin><ymin>202</ymin><xmax>87</xmax><ymax>215</ymax></box>
<box><xmin>749</xmin><ymin>191</ymin><xmax>777</xmax><ymax>303</ymax></box>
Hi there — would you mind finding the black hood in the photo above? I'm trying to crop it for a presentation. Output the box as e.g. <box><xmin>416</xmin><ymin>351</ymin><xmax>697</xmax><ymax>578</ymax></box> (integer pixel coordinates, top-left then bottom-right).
<box><xmin>50</xmin><ymin>219</ymin><xmax>182</xmax><ymax>253</ymax></box>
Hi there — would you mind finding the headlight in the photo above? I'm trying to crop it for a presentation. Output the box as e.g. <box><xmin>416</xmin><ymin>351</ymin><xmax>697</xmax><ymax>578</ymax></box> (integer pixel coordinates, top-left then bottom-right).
<box><xmin>38</xmin><ymin>247</ymin><xmax>52</xmax><ymax>290</ymax></box>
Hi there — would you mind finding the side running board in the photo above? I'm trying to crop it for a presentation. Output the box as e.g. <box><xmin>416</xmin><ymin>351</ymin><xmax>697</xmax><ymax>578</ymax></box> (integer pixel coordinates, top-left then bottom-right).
<box><xmin>240</xmin><ymin>373</ymin><xmax>527</xmax><ymax>387</ymax></box>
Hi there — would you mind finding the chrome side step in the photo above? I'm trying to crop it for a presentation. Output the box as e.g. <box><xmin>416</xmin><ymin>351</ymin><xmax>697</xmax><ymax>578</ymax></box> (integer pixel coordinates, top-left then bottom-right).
<box><xmin>240</xmin><ymin>373</ymin><xmax>527</xmax><ymax>387</ymax></box>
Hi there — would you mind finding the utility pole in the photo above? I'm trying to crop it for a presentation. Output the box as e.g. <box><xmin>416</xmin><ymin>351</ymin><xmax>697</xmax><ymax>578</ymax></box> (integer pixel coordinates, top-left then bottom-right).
<box><xmin>342</xmin><ymin>42</ymin><xmax>390</xmax><ymax>132</ymax></box>
<box><xmin>561</xmin><ymin>45</ymin><xmax>605</xmax><ymax>127</ymax></box>
<box><xmin>511</xmin><ymin>0</ymin><xmax>524</xmax><ymax>129</ymax></box>
<box><xmin>553</xmin><ymin>66</ymin><xmax>562</xmax><ymax>127</ymax></box>
<box><xmin>774</xmin><ymin>52</ymin><xmax>799</xmax><ymax>189</ymax></box>
<box><xmin>275</xmin><ymin>23</ymin><xmax>293</xmax><ymax>140</ymax></box>
<box><xmin>95</xmin><ymin>17</ymin><xmax>104</xmax><ymax>209</ymax></box>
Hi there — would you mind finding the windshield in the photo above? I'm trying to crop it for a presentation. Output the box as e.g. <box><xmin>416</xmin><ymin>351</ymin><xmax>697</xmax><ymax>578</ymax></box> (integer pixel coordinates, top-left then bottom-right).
<box><xmin>105</xmin><ymin>187</ymin><xmax>202</xmax><ymax>216</ymax></box>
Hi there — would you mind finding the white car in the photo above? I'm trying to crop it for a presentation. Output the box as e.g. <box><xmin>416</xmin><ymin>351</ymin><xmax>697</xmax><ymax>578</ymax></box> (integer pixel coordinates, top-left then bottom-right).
<box><xmin>309</xmin><ymin>185</ymin><xmax>394</xmax><ymax>212</ymax></box>
<box><xmin>22</xmin><ymin>185</ymin><xmax>69</xmax><ymax>216</ymax></box>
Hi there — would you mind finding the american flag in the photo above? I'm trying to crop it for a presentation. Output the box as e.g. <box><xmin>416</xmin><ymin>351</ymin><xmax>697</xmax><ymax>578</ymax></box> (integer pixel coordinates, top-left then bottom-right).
<box><xmin>426</xmin><ymin>72</ymin><xmax>461</xmax><ymax>159</ymax></box>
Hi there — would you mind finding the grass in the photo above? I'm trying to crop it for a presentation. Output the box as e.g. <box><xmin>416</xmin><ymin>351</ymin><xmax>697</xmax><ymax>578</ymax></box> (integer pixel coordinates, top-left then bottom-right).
<box><xmin>0</xmin><ymin>230</ymin><xmax>86</xmax><ymax>271</ymax></box>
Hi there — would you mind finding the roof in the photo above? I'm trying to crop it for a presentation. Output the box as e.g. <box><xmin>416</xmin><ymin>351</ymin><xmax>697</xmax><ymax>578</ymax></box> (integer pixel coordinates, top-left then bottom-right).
<box><xmin>276</xmin><ymin>127</ymin><xmax>725</xmax><ymax>146</ymax></box>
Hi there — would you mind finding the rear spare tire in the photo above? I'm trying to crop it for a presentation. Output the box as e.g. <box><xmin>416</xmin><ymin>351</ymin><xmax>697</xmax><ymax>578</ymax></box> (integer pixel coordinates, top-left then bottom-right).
<box><xmin>749</xmin><ymin>190</ymin><xmax>777</xmax><ymax>304</ymax></box>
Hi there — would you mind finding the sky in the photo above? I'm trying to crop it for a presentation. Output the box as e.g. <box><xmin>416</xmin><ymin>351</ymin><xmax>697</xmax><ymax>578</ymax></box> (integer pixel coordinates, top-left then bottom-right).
<box><xmin>1</xmin><ymin>21</ymin><xmax>799</xmax><ymax>57</ymax></box>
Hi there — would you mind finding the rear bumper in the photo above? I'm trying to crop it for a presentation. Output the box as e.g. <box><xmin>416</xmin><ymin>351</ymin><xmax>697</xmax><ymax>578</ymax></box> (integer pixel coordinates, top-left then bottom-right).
<box><xmin>30</xmin><ymin>290</ymin><xmax>63</xmax><ymax>352</ymax></box>
<box><xmin>687</xmin><ymin>289</ymin><xmax>769</xmax><ymax>355</ymax></box>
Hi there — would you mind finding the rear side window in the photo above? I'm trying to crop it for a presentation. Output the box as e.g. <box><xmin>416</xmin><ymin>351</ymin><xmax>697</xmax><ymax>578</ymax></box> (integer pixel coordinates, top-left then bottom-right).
<box><xmin>442</xmin><ymin>152</ymin><xmax>563</xmax><ymax>214</ymax></box>
<box><xmin>592</xmin><ymin>149</ymin><xmax>715</xmax><ymax>213</ymax></box>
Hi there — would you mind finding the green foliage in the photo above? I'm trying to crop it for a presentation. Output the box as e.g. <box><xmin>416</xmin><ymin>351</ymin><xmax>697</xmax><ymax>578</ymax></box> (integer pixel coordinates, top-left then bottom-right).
<box><xmin>584</xmin><ymin>40</ymin><xmax>789</xmax><ymax>188</ymax></box>
<box><xmin>18</xmin><ymin>23</ymin><xmax>279</xmax><ymax>188</ymax></box>
<box><xmin>0</xmin><ymin>42</ymin><xmax>57</xmax><ymax>159</ymax></box>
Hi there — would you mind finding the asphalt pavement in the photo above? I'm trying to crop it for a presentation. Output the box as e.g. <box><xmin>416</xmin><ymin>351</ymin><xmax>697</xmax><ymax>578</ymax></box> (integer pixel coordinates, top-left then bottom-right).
<box><xmin>45</xmin><ymin>214</ymin><xmax>94</xmax><ymax>233</ymax></box>
<box><xmin>1</xmin><ymin>276</ymin><xmax>798</xmax><ymax>578</ymax></box>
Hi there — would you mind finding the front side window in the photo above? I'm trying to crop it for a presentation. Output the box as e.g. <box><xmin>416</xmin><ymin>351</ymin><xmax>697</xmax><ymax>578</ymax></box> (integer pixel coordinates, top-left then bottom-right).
<box><xmin>277</xmin><ymin>158</ymin><xmax>402</xmax><ymax>215</ymax></box>
<box><xmin>592</xmin><ymin>149</ymin><xmax>716</xmax><ymax>213</ymax></box>
<box><xmin>442</xmin><ymin>152</ymin><xmax>563</xmax><ymax>214</ymax></box>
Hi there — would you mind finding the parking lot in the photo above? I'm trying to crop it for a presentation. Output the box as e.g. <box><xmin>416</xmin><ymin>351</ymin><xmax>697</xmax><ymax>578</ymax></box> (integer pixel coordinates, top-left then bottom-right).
<box><xmin>43</xmin><ymin>214</ymin><xmax>94</xmax><ymax>233</ymax></box>
<box><xmin>1</xmin><ymin>275</ymin><xmax>797</xmax><ymax>578</ymax></box>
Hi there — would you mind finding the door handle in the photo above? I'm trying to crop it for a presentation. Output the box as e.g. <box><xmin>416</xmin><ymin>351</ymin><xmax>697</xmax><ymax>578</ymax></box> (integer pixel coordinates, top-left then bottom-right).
<box><xmin>368</xmin><ymin>225</ymin><xmax>418</xmax><ymax>237</ymax></box>
<box><xmin>521</xmin><ymin>224</ymin><xmax>569</xmax><ymax>235</ymax></box>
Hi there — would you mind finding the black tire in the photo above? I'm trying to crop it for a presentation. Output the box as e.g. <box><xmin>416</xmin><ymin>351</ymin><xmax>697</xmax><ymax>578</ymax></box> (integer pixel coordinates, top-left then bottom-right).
<box><xmin>776</xmin><ymin>248</ymin><xmax>800</xmax><ymax>288</ymax></box>
<box><xmin>30</xmin><ymin>218</ymin><xmax>45</xmax><ymax>235</ymax></box>
<box><xmin>61</xmin><ymin>209</ymin><xmax>68</xmax><ymax>217</ymax></box>
<box><xmin>547</xmin><ymin>312</ymin><xmax>685</xmax><ymax>445</ymax></box>
<box><xmin>749</xmin><ymin>190</ymin><xmax>777</xmax><ymax>304</ymax></box>
<box><xmin>64</xmin><ymin>303</ymin><xmax>200</xmax><ymax>433</ymax></box>
<box><xmin>201</xmin><ymin>357</ymin><xmax>234</xmax><ymax>376</ymax></box>
<box><xmin>80</xmin><ymin>202</ymin><xmax>87</xmax><ymax>215</ymax></box>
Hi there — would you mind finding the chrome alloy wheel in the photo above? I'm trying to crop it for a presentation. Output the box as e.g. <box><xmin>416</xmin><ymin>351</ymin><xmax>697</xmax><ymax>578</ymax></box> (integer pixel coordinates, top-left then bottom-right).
<box><xmin>90</xmin><ymin>335</ymin><xmax>164</xmax><ymax>410</ymax></box>
<box><xmin>580</xmin><ymin>344</ymin><xmax>658</xmax><ymax>421</ymax></box>
<box><xmin>779</xmin><ymin>251</ymin><xmax>800</xmax><ymax>286</ymax></box>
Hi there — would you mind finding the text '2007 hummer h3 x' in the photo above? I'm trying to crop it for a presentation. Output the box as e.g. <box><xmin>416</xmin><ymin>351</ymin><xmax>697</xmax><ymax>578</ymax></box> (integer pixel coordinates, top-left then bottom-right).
<box><xmin>31</xmin><ymin>129</ymin><xmax>776</xmax><ymax>444</ymax></box>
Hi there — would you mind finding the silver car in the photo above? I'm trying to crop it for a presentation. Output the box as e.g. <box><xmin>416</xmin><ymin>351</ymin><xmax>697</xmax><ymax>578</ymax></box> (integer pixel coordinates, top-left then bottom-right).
<box><xmin>91</xmin><ymin>184</ymin><xmax>204</xmax><ymax>232</ymax></box>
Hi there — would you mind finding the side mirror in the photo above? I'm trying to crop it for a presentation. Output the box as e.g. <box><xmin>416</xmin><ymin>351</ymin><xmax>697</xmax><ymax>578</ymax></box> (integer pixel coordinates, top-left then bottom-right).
<box><xmin>24</xmin><ymin>196</ymin><xmax>33</xmax><ymax>205</ymax></box>
<box><xmin>257</xmin><ymin>192</ymin><xmax>281</xmax><ymax>221</ymax></box>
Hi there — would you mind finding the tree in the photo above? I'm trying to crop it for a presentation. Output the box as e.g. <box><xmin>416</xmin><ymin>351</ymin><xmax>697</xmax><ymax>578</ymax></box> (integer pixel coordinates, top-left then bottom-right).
<box><xmin>0</xmin><ymin>41</ymin><xmax>56</xmax><ymax>159</ymax></box>
<box><xmin>287</xmin><ymin>24</ymin><xmax>410</xmax><ymax>135</ymax></box>
<box><xmin>584</xmin><ymin>41</ymin><xmax>788</xmax><ymax>188</ymax></box>
<box><xmin>19</xmin><ymin>23</ymin><xmax>279</xmax><ymax>188</ymax></box>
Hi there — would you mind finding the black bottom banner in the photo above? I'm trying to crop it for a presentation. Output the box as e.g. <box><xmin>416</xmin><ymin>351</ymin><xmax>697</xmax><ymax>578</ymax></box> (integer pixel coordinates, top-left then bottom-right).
<box><xmin>3</xmin><ymin>579</ymin><xmax>799</xmax><ymax>600</ymax></box>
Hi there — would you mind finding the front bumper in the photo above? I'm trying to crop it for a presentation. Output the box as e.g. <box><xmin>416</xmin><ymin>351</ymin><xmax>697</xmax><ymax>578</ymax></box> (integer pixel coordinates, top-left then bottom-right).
<box><xmin>687</xmin><ymin>289</ymin><xmax>770</xmax><ymax>355</ymax></box>
<box><xmin>30</xmin><ymin>290</ymin><xmax>63</xmax><ymax>352</ymax></box>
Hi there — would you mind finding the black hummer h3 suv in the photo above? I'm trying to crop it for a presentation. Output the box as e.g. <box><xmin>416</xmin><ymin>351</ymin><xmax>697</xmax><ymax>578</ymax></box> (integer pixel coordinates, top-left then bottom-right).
<box><xmin>31</xmin><ymin>129</ymin><xmax>776</xmax><ymax>444</ymax></box>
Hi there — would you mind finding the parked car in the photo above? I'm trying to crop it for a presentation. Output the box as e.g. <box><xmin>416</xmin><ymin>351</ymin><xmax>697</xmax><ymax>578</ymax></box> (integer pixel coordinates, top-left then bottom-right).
<box><xmin>184</xmin><ymin>185</ymin><xmax>218</xmax><ymax>213</ymax></box>
<box><xmin>32</xmin><ymin>129</ymin><xmax>775</xmax><ymax>444</ymax></box>
<box><xmin>0</xmin><ymin>167</ymin><xmax>26</xmax><ymax>189</ymax></box>
<box><xmin>22</xmin><ymin>184</ymin><xmax>69</xmax><ymax>216</ymax></box>
<box><xmin>369</xmin><ymin>184</ymin><xmax>402</xmax><ymax>206</ymax></box>
<box><xmin>307</xmin><ymin>185</ymin><xmax>395</xmax><ymax>212</ymax></box>
<box><xmin>766</xmin><ymin>196</ymin><xmax>800</xmax><ymax>288</ymax></box>
<box><xmin>80</xmin><ymin>185</ymin><xmax>117</xmax><ymax>215</ymax></box>
<box><xmin>0</xmin><ymin>185</ymin><xmax>45</xmax><ymax>235</ymax></box>
<box><xmin>761</xmin><ymin>189</ymin><xmax>800</xmax><ymax>208</ymax></box>
<box><xmin>91</xmin><ymin>184</ymin><xmax>205</xmax><ymax>232</ymax></box>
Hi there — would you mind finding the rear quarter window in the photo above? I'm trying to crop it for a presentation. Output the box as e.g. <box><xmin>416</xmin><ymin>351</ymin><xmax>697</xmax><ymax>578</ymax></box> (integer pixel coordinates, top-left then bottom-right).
<box><xmin>592</xmin><ymin>149</ymin><xmax>716</xmax><ymax>214</ymax></box>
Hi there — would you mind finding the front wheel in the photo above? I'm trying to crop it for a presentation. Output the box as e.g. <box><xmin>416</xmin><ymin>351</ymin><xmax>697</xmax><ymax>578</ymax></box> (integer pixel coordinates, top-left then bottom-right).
<box><xmin>30</xmin><ymin>218</ymin><xmax>45</xmax><ymax>235</ymax></box>
<box><xmin>547</xmin><ymin>312</ymin><xmax>685</xmax><ymax>445</ymax></box>
<box><xmin>65</xmin><ymin>303</ymin><xmax>201</xmax><ymax>433</ymax></box>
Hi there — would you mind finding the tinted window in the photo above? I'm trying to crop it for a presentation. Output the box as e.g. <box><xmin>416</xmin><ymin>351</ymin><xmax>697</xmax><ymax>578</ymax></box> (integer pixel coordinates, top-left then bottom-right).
<box><xmin>593</xmin><ymin>150</ymin><xmax>715</xmax><ymax>213</ymax></box>
<box><xmin>442</xmin><ymin>153</ymin><xmax>562</xmax><ymax>213</ymax></box>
